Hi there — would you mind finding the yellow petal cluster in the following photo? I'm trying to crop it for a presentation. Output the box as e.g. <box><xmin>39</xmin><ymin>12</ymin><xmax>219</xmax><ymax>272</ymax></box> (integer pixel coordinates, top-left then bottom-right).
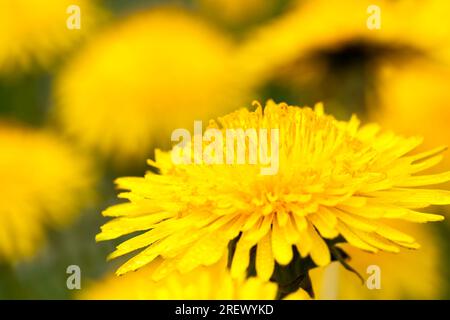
<box><xmin>55</xmin><ymin>7</ymin><xmax>250</xmax><ymax>160</ymax></box>
<box><xmin>0</xmin><ymin>123</ymin><xmax>95</xmax><ymax>262</ymax></box>
<box><xmin>237</xmin><ymin>0</ymin><xmax>450</xmax><ymax>86</ymax></box>
<box><xmin>98</xmin><ymin>101</ymin><xmax>448</xmax><ymax>281</ymax></box>
<box><xmin>0</xmin><ymin>0</ymin><xmax>102</xmax><ymax>73</ymax></box>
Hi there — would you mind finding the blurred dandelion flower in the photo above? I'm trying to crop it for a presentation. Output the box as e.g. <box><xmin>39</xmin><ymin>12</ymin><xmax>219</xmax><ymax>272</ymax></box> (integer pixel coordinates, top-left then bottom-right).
<box><xmin>310</xmin><ymin>223</ymin><xmax>443</xmax><ymax>299</ymax></box>
<box><xmin>0</xmin><ymin>123</ymin><xmax>95</xmax><ymax>263</ymax></box>
<box><xmin>397</xmin><ymin>0</ymin><xmax>450</xmax><ymax>61</ymax></box>
<box><xmin>237</xmin><ymin>0</ymin><xmax>374</xmax><ymax>82</ymax></box>
<box><xmin>0</xmin><ymin>0</ymin><xmax>102</xmax><ymax>73</ymax></box>
<box><xmin>97</xmin><ymin>101</ymin><xmax>448</xmax><ymax>281</ymax></box>
<box><xmin>55</xmin><ymin>7</ymin><xmax>250</xmax><ymax>161</ymax></box>
<box><xmin>237</xmin><ymin>0</ymin><xmax>450</xmax><ymax>86</ymax></box>
<box><xmin>81</xmin><ymin>258</ymin><xmax>310</xmax><ymax>300</ymax></box>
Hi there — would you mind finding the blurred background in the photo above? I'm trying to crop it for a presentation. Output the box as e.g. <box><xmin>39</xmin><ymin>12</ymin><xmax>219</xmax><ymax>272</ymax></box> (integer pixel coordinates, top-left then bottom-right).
<box><xmin>0</xmin><ymin>0</ymin><xmax>449</xmax><ymax>299</ymax></box>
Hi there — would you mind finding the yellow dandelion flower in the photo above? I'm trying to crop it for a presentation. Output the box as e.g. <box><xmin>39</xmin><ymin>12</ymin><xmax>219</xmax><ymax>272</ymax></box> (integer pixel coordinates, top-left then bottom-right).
<box><xmin>0</xmin><ymin>0</ymin><xmax>103</xmax><ymax>73</ymax></box>
<box><xmin>310</xmin><ymin>223</ymin><xmax>443</xmax><ymax>299</ymax></box>
<box><xmin>55</xmin><ymin>7</ymin><xmax>250</xmax><ymax>161</ymax></box>
<box><xmin>237</xmin><ymin>0</ymin><xmax>372</xmax><ymax>81</ymax></box>
<box><xmin>0</xmin><ymin>123</ymin><xmax>95</xmax><ymax>263</ymax></box>
<box><xmin>237</xmin><ymin>0</ymin><xmax>450</xmax><ymax>86</ymax></box>
<box><xmin>81</xmin><ymin>258</ymin><xmax>310</xmax><ymax>300</ymax></box>
<box><xmin>97</xmin><ymin>101</ymin><xmax>448</xmax><ymax>282</ymax></box>
<box><xmin>400</xmin><ymin>0</ymin><xmax>450</xmax><ymax>62</ymax></box>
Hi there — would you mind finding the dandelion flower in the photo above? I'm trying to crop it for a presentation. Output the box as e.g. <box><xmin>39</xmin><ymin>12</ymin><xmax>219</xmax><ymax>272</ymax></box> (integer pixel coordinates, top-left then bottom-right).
<box><xmin>81</xmin><ymin>258</ymin><xmax>310</xmax><ymax>300</ymax></box>
<box><xmin>237</xmin><ymin>0</ymin><xmax>373</xmax><ymax>82</ymax></box>
<box><xmin>97</xmin><ymin>101</ymin><xmax>448</xmax><ymax>282</ymax></box>
<box><xmin>236</xmin><ymin>0</ymin><xmax>450</xmax><ymax>87</ymax></box>
<box><xmin>55</xmin><ymin>7</ymin><xmax>250</xmax><ymax>161</ymax></box>
<box><xmin>310</xmin><ymin>223</ymin><xmax>443</xmax><ymax>299</ymax></box>
<box><xmin>0</xmin><ymin>123</ymin><xmax>94</xmax><ymax>263</ymax></box>
<box><xmin>0</xmin><ymin>0</ymin><xmax>102</xmax><ymax>73</ymax></box>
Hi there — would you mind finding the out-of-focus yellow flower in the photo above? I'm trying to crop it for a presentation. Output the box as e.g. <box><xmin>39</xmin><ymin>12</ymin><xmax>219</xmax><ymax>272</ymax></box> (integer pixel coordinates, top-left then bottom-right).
<box><xmin>97</xmin><ymin>101</ymin><xmax>448</xmax><ymax>281</ymax></box>
<box><xmin>0</xmin><ymin>123</ymin><xmax>95</xmax><ymax>263</ymax></box>
<box><xmin>237</xmin><ymin>0</ymin><xmax>450</xmax><ymax>86</ymax></box>
<box><xmin>310</xmin><ymin>223</ymin><xmax>442</xmax><ymax>299</ymax></box>
<box><xmin>400</xmin><ymin>0</ymin><xmax>450</xmax><ymax>63</ymax></box>
<box><xmin>55</xmin><ymin>7</ymin><xmax>250</xmax><ymax>161</ymax></box>
<box><xmin>0</xmin><ymin>0</ymin><xmax>102</xmax><ymax>73</ymax></box>
<box><xmin>237</xmin><ymin>0</ymin><xmax>371</xmax><ymax>82</ymax></box>
<box><xmin>81</xmin><ymin>258</ymin><xmax>310</xmax><ymax>300</ymax></box>
<box><xmin>196</xmin><ymin>0</ymin><xmax>278</xmax><ymax>25</ymax></box>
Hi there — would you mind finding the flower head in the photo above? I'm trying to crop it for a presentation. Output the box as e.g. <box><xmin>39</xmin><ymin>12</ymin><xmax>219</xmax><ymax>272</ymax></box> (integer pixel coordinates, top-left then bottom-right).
<box><xmin>0</xmin><ymin>0</ymin><xmax>102</xmax><ymax>73</ymax></box>
<box><xmin>98</xmin><ymin>101</ymin><xmax>448</xmax><ymax>281</ymax></box>
<box><xmin>0</xmin><ymin>123</ymin><xmax>95</xmax><ymax>262</ymax></box>
<box><xmin>55</xmin><ymin>7</ymin><xmax>250</xmax><ymax>161</ymax></box>
<box><xmin>236</xmin><ymin>0</ymin><xmax>450</xmax><ymax>88</ymax></box>
<box><xmin>81</xmin><ymin>258</ymin><xmax>310</xmax><ymax>300</ymax></box>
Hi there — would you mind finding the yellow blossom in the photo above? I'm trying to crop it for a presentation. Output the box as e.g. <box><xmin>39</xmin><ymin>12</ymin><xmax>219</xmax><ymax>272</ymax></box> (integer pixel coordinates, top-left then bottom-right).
<box><xmin>0</xmin><ymin>0</ymin><xmax>103</xmax><ymax>73</ymax></box>
<box><xmin>0</xmin><ymin>123</ymin><xmax>95</xmax><ymax>263</ymax></box>
<box><xmin>55</xmin><ymin>7</ymin><xmax>250</xmax><ymax>161</ymax></box>
<box><xmin>236</xmin><ymin>0</ymin><xmax>450</xmax><ymax>87</ymax></box>
<box><xmin>97</xmin><ymin>101</ymin><xmax>448</xmax><ymax>281</ymax></box>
